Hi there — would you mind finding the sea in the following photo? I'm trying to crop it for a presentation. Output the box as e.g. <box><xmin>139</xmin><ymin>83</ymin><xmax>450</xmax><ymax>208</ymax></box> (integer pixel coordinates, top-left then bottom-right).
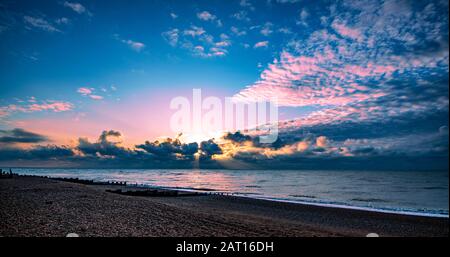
<box><xmin>10</xmin><ymin>168</ymin><xmax>449</xmax><ymax>217</ymax></box>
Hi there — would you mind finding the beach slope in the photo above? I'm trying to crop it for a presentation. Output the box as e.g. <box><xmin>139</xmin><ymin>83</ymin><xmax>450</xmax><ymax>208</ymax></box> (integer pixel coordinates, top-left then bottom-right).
<box><xmin>0</xmin><ymin>176</ymin><xmax>447</xmax><ymax>237</ymax></box>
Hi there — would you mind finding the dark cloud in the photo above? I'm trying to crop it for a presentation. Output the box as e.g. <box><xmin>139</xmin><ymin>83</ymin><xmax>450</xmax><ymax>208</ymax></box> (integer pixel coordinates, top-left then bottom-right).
<box><xmin>199</xmin><ymin>139</ymin><xmax>222</xmax><ymax>159</ymax></box>
<box><xmin>0</xmin><ymin>128</ymin><xmax>47</xmax><ymax>143</ymax></box>
<box><xmin>223</xmin><ymin>131</ymin><xmax>251</xmax><ymax>143</ymax></box>
<box><xmin>0</xmin><ymin>145</ymin><xmax>74</xmax><ymax>161</ymax></box>
<box><xmin>28</xmin><ymin>145</ymin><xmax>75</xmax><ymax>159</ymax></box>
<box><xmin>239</xmin><ymin>155</ymin><xmax>449</xmax><ymax>171</ymax></box>
<box><xmin>284</xmin><ymin>109</ymin><xmax>449</xmax><ymax>142</ymax></box>
<box><xmin>76</xmin><ymin>130</ymin><xmax>132</xmax><ymax>158</ymax></box>
<box><xmin>223</xmin><ymin>131</ymin><xmax>292</xmax><ymax>150</ymax></box>
<box><xmin>99</xmin><ymin>130</ymin><xmax>122</xmax><ymax>143</ymax></box>
<box><xmin>350</xmin><ymin>147</ymin><xmax>377</xmax><ymax>155</ymax></box>
<box><xmin>0</xmin><ymin>126</ymin><xmax>448</xmax><ymax>171</ymax></box>
<box><xmin>136</xmin><ymin>137</ymin><xmax>199</xmax><ymax>160</ymax></box>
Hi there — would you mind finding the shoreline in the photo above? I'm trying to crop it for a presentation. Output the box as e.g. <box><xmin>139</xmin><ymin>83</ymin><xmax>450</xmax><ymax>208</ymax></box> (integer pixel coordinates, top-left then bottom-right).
<box><xmin>9</xmin><ymin>168</ymin><xmax>449</xmax><ymax>219</ymax></box>
<box><xmin>158</xmin><ymin>186</ymin><xmax>449</xmax><ymax>219</ymax></box>
<box><xmin>1</xmin><ymin>175</ymin><xmax>448</xmax><ymax>237</ymax></box>
<box><xmin>28</xmin><ymin>174</ymin><xmax>450</xmax><ymax>218</ymax></box>
<box><xmin>233</xmin><ymin>195</ymin><xmax>449</xmax><ymax>219</ymax></box>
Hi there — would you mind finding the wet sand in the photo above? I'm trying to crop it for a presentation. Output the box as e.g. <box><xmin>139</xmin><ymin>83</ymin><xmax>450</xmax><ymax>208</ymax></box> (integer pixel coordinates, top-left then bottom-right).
<box><xmin>0</xmin><ymin>175</ymin><xmax>448</xmax><ymax>237</ymax></box>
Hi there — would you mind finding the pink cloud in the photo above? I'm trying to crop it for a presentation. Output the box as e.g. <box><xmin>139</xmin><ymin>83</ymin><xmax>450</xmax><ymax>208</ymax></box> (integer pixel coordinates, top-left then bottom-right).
<box><xmin>28</xmin><ymin>101</ymin><xmax>73</xmax><ymax>112</ymax></box>
<box><xmin>254</xmin><ymin>41</ymin><xmax>269</xmax><ymax>48</ymax></box>
<box><xmin>0</xmin><ymin>109</ymin><xmax>9</xmax><ymax>118</ymax></box>
<box><xmin>316</xmin><ymin>136</ymin><xmax>328</xmax><ymax>147</ymax></box>
<box><xmin>233</xmin><ymin>50</ymin><xmax>399</xmax><ymax>108</ymax></box>
<box><xmin>89</xmin><ymin>95</ymin><xmax>104</xmax><ymax>100</ymax></box>
<box><xmin>234</xmin><ymin>4</ymin><xmax>447</xmax><ymax>134</ymax></box>
<box><xmin>212</xmin><ymin>51</ymin><xmax>226</xmax><ymax>57</ymax></box>
<box><xmin>9</xmin><ymin>89</ymin><xmax>182</xmax><ymax>147</ymax></box>
<box><xmin>77</xmin><ymin>87</ymin><xmax>105</xmax><ymax>100</ymax></box>
<box><xmin>332</xmin><ymin>22</ymin><xmax>363</xmax><ymax>42</ymax></box>
<box><xmin>0</xmin><ymin>100</ymin><xmax>73</xmax><ymax>119</ymax></box>
<box><xmin>345</xmin><ymin>63</ymin><xmax>396</xmax><ymax>77</ymax></box>
<box><xmin>77</xmin><ymin>87</ymin><xmax>92</xmax><ymax>95</ymax></box>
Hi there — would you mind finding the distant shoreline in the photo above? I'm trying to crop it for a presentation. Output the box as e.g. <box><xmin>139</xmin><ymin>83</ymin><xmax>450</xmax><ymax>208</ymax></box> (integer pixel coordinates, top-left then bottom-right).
<box><xmin>2</xmin><ymin>166</ymin><xmax>449</xmax><ymax>172</ymax></box>
<box><xmin>1</xmin><ymin>175</ymin><xmax>448</xmax><ymax>237</ymax></box>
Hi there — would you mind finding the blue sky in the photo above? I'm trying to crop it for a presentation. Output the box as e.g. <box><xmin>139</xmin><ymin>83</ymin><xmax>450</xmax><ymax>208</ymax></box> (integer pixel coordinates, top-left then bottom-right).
<box><xmin>1</xmin><ymin>0</ymin><xmax>280</xmax><ymax>98</ymax></box>
<box><xmin>0</xmin><ymin>0</ymin><xmax>448</xmax><ymax>170</ymax></box>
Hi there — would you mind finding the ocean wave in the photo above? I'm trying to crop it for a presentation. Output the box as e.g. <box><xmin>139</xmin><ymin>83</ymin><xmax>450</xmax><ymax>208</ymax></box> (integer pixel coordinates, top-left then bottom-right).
<box><xmin>290</xmin><ymin>194</ymin><xmax>316</xmax><ymax>199</ymax></box>
<box><xmin>351</xmin><ymin>198</ymin><xmax>389</xmax><ymax>203</ymax></box>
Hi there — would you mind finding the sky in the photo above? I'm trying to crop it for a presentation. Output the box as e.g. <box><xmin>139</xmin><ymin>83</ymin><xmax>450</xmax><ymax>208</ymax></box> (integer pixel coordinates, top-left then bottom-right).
<box><xmin>0</xmin><ymin>0</ymin><xmax>448</xmax><ymax>170</ymax></box>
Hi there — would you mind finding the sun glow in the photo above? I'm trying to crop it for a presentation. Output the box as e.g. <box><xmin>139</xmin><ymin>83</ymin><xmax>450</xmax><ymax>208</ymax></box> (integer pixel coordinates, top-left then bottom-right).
<box><xmin>180</xmin><ymin>131</ymin><xmax>224</xmax><ymax>144</ymax></box>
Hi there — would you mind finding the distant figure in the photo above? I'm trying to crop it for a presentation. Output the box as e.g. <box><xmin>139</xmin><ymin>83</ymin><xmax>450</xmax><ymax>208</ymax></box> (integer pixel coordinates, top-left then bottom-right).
<box><xmin>0</xmin><ymin>168</ymin><xmax>13</xmax><ymax>179</ymax></box>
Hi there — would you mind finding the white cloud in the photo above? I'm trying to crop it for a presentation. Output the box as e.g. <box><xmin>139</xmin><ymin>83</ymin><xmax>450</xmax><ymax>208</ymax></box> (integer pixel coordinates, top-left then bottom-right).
<box><xmin>230</xmin><ymin>26</ymin><xmax>246</xmax><ymax>36</ymax></box>
<box><xmin>276</xmin><ymin>0</ymin><xmax>301</xmax><ymax>3</ymax></box>
<box><xmin>197</xmin><ymin>11</ymin><xmax>216</xmax><ymax>21</ymax></box>
<box><xmin>24</xmin><ymin>16</ymin><xmax>60</xmax><ymax>32</ymax></box>
<box><xmin>162</xmin><ymin>28</ymin><xmax>179</xmax><ymax>46</ymax></box>
<box><xmin>240</xmin><ymin>0</ymin><xmax>255</xmax><ymax>10</ymax></box>
<box><xmin>300</xmin><ymin>9</ymin><xmax>309</xmax><ymax>20</ymax></box>
<box><xmin>114</xmin><ymin>34</ymin><xmax>145</xmax><ymax>52</ymax></box>
<box><xmin>55</xmin><ymin>17</ymin><xmax>70</xmax><ymax>25</ymax></box>
<box><xmin>278</xmin><ymin>27</ymin><xmax>292</xmax><ymax>34</ymax></box>
<box><xmin>123</xmin><ymin>39</ymin><xmax>145</xmax><ymax>52</ymax></box>
<box><xmin>296</xmin><ymin>8</ymin><xmax>309</xmax><ymax>26</ymax></box>
<box><xmin>215</xmin><ymin>41</ymin><xmax>231</xmax><ymax>47</ymax></box>
<box><xmin>220</xmin><ymin>33</ymin><xmax>229</xmax><ymax>40</ymax></box>
<box><xmin>181</xmin><ymin>27</ymin><xmax>231</xmax><ymax>58</ymax></box>
<box><xmin>191</xmin><ymin>45</ymin><xmax>227</xmax><ymax>58</ymax></box>
<box><xmin>183</xmin><ymin>26</ymin><xmax>205</xmax><ymax>37</ymax></box>
<box><xmin>170</xmin><ymin>13</ymin><xmax>178</xmax><ymax>19</ymax></box>
<box><xmin>197</xmin><ymin>11</ymin><xmax>222</xmax><ymax>27</ymax></box>
<box><xmin>231</xmin><ymin>10</ymin><xmax>250</xmax><ymax>22</ymax></box>
<box><xmin>260</xmin><ymin>22</ymin><xmax>273</xmax><ymax>36</ymax></box>
<box><xmin>163</xmin><ymin>24</ymin><xmax>231</xmax><ymax>58</ymax></box>
<box><xmin>63</xmin><ymin>2</ymin><xmax>91</xmax><ymax>15</ymax></box>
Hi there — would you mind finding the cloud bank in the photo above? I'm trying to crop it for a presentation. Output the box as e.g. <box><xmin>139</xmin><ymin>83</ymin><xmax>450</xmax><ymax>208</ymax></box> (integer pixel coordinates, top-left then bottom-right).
<box><xmin>0</xmin><ymin>127</ymin><xmax>447</xmax><ymax>171</ymax></box>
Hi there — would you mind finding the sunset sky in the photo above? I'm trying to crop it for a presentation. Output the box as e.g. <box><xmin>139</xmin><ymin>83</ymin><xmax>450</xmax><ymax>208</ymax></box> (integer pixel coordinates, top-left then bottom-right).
<box><xmin>0</xmin><ymin>0</ymin><xmax>448</xmax><ymax>170</ymax></box>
